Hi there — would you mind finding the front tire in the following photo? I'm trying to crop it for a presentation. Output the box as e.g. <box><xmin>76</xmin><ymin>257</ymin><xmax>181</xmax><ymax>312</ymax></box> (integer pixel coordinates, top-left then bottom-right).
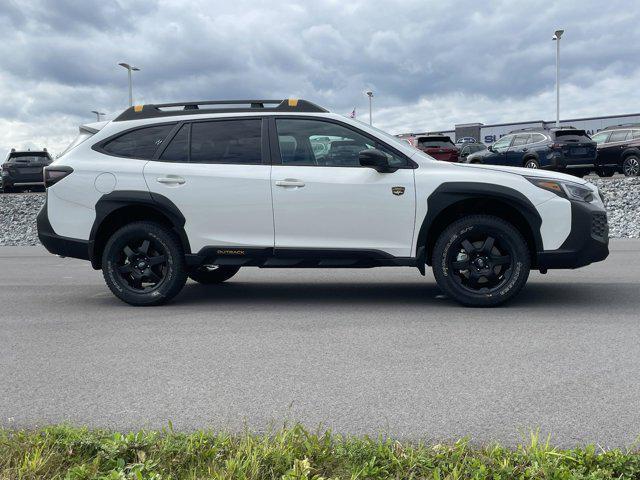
<box><xmin>524</xmin><ymin>159</ymin><xmax>539</xmax><ymax>169</ymax></box>
<box><xmin>623</xmin><ymin>155</ymin><xmax>640</xmax><ymax>176</ymax></box>
<box><xmin>188</xmin><ymin>265</ymin><xmax>240</xmax><ymax>284</ymax></box>
<box><xmin>102</xmin><ymin>221</ymin><xmax>187</xmax><ymax>306</ymax></box>
<box><xmin>432</xmin><ymin>215</ymin><xmax>531</xmax><ymax>307</ymax></box>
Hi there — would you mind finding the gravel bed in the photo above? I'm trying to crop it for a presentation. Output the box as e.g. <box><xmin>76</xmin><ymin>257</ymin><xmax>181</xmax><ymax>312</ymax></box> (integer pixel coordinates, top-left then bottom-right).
<box><xmin>0</xmin><ymin>178</ymin><xmax>638</xmax><ymax>246</ymax></box>
<box><xmin>0</xmin><ymin>193</ymin><xmax>45</xmax><ymax>246</ymax></box>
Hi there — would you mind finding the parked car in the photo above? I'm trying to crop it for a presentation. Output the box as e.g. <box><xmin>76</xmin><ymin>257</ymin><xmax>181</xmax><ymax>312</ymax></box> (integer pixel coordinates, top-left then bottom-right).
<box><xmin>456</xmin><ymin>137</ymin><xmax>477</xmax><ymax>144</ymax></box>
<box><xmin>591</xmin><ymin>125</ymin><xmax>640</xmax><ymax>177</ymax></box>
<box><xmin>458</xmin><ymin>142</ymin><xmax>487</xmax><ymax>161</ymax></box>
<box><xmin>465</xmin><ymin>128</ymin><xmax>597</xmax><ymax>176</ymax></box>
<box><xmin>415</xmin><ymin>135</ymin><xmax>459</xmax><ymax>162</ymax></box>
<box><xmin>38</xmin><ymin>98</ymin><xmax>608</xmax><ymax>308</ymax></box>
<box><xmin>1</xmin><ymin>148</ymin><xmax>53</xmax><ymax>192</ymax></box>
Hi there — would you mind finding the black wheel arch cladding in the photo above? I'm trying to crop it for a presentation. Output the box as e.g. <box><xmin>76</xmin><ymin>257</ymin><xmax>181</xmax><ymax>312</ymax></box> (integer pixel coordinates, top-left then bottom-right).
<box><xmin>89</xmin><ymin>190</ymin><xmax>191</xmax><ymax>268</ymax></box>
<box><xmin>417</xmin><ymin>182</ymin><xmax>544</xmax><ymax>265</ymax></box>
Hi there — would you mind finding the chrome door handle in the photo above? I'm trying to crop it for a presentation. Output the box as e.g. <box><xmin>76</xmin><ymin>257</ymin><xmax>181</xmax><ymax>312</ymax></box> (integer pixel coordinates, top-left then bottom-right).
<box><xmin>156</xmin><ymin>176</ymin><xmax>186</xmax><ymax>185</ymax></box>
<box><xmin>275</xmin><ymin>179</ymin><xmax>305</xmax><ymax>188</ymax></box>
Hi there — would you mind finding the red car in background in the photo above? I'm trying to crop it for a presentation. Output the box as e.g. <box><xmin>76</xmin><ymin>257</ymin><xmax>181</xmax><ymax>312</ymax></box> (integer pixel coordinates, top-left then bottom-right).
<box><xmin>415</xmin><ymin>135</ymin><xmax>459</xmax><ymax>162</ymax></box>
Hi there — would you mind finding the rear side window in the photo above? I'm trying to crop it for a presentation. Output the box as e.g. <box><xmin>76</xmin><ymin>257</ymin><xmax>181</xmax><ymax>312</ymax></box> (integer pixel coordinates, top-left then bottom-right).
<box><xmin>553</xmin><ymin>130</ymin><xmax>591</xmax><ymax>142</ymax></box>
<box><xmin>607</xmin><ymin>130</ymin><xmax>630</xmax><ymax>143</ymax></box>
<box><xmin>528</xmin><ymin>133</ymin><xmax>546</xmax><ymax>144</ymax></box>
<box><xmin>633</xmin><ymin>130</ymin><xmax>640</xmax><ymax>139</ymax></box>
<box><xmin>417</xmin><ymin>137</ymin><xmax>454</xmax><ymax>148</ymax></box>
<box><xmin>103</xmin><ymin>124</ymin><xmax>175</xmax><ymax>159</ymax></box>
<box><xmin>190</xmin><ymin>119</ymin><xmax>262</xmax><ymax>164</ymax></box>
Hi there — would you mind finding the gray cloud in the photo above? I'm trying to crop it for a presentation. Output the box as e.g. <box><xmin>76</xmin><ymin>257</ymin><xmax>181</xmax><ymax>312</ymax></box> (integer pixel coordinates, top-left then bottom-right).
<box><xmin>1</xmin><ymin>0</ymin><xmax>639</xmax><ymax>154</ymax></box>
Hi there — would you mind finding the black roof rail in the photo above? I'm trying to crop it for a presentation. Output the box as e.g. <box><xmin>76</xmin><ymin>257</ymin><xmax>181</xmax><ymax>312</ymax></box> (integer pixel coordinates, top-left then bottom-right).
<box><xmin>113</xmin><ymin>98</ymin><xmax>329</xmax><ymax>122</ymax></box>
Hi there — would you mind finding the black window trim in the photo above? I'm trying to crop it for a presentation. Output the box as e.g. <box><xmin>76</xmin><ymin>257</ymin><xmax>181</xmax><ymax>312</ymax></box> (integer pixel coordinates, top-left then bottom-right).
<box><xmin>153</xmin><ymin>116</ymin><xmax>269</xmax><ymax>165</ymax></box>
<box><xmin>92</xmin><ymin>121</ymin><xmax>179</xmax><ymax>160</ymax></box>
<box><xmin>267</xmin><ymin>115</ymin><xmax>417</xmax><ymax>169</ymax></box>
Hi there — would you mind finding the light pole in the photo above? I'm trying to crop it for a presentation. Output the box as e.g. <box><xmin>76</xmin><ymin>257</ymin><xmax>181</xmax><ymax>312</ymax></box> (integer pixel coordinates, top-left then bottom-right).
<box><xmin>91</xmin><ymin>110</ymin><xmax>106</xmax><ymax>121</ymax></box>
<box><xmin>118</xmin><ymin>62</ymin><xmax>141</xmax><ymax>107</ymax></box>
<box><xmin>365</xmin><ymin>90</ymin><xmax>373</xmax><ymax>125</ymax></box>
<box><xmin>552</xmin><ymin>29</ymin><xmax>564</xmax><ymax>127</ymax></box>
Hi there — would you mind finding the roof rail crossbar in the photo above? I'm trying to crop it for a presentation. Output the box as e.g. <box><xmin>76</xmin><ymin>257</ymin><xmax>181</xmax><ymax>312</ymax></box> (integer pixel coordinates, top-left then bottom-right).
<box><xmin>114</xmin><ymin>99</ymin><xmax>328</xmax><ymax>122</ymax></box>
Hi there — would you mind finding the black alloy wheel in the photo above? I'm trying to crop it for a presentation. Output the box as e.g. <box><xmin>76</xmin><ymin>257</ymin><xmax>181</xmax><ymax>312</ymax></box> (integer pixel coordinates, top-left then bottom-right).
<box><xmin>116</xmin><ymin>239</ymin><xmax>168</xmax><ymax>293</ymax></box>
<box><xmin>524</xmin><ymin>159</ymin><xmax>539</xmax><ymax>169</ymax></box>
<box><xmin>102</xmin><ymin>221</ymin><xmax>187</xmax><ymax>306</ymax></box>
<box><xmin>432</xmin><ymin>215</ymin><xmax>530</xmax><ymax>307</ymax></box>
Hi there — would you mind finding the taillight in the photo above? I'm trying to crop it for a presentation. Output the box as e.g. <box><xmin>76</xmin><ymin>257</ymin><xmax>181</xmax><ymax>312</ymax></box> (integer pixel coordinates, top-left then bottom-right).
<box><xmin>43</xmin><ymin>166</ymin><xmax>73</xmax><ymax>188</ymax></box>
<box><xmin>1</xmin><ymin>163</ymin><xmax>8</xmax><ymax>171</ymax></box>
<box><xmin>551</xmin><ymin>143</ymin><xmax>565</xmax><ymax>150</ymax></box>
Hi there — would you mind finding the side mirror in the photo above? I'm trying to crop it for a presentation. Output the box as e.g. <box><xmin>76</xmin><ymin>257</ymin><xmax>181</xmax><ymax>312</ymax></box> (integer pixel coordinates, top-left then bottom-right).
<box><xmin>359</xmin><ymin>149</ymin><xmax>395</xmax><ymax>173</ymax></box>
<box><xmin>487</xmin><ymin>145</ymin><xmax>494</xmax><ymax>152</ymax></box>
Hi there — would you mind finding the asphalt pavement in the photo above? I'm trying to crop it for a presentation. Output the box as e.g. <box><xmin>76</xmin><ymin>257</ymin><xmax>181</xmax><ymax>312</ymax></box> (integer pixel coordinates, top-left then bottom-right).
<box><xmin>1</xmin><ymin>240</ymin><xmax>639</xmax><ymax>447</ymax></box>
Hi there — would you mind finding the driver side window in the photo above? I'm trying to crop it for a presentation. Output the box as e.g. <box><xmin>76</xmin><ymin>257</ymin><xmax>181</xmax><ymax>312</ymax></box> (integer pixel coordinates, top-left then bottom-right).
<box><xmin>275</xmin><ymin>118</ymin><xmax>408</xmax><ymax>167</ymax></box>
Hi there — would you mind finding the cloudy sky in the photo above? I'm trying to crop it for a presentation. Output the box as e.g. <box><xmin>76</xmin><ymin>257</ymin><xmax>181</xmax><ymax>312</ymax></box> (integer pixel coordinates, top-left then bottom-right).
<box><xmin>1</xmin><ymin>0</ymin><xmax>639</xmax><ymax>155</ymax></box>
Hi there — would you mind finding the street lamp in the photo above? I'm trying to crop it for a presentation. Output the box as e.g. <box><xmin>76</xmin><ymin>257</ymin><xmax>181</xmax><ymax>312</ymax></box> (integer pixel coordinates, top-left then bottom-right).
<box><xmin>91</xmin><ymin>110</ymin><xmax>106</xmax><ymax>121</ymax></box>
<box><xmin>365</xmin><ymin>90</ymin><xmax>373</xmax><ymax>125</ymax></box>
<box><xmin>118</xmin><ymin>62</ymin><xmax>141</xmax><ymax>107</ymax></box>
<box><xmin>552</xmin><ymin>29</ymin><xmax>564</xmax><ymax>127</ymax></box>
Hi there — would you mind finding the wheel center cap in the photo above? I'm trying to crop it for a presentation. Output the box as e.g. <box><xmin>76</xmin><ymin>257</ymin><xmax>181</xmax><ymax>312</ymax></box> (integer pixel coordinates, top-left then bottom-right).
<box><xmin>137</xmin><ymin>261</ymin><xmax>147</xmax><ymax>269</ymax></box>
<box><xmin>476</xmin><ymin>258</ymin><xmax>486</xmax><ymax>268</ymax></box>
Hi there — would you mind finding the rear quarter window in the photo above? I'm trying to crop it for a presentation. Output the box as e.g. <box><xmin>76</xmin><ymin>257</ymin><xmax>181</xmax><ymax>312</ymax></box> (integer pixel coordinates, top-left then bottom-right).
<box><xmin>102</xmin><ymin>124</ymin><xmax>175</xmax><ymax>159</ymax></box>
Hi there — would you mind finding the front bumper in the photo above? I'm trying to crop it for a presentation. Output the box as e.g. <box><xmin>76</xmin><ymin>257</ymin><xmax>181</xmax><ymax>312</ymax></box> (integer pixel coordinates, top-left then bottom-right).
<box><xmin>537</xmin><ymin>200</ymin><xmax>609</xmax><ymax>269</ymax></box>
<box><xmin>37</xmin><ymin>196</ymin><xmax>90</xmax><ymax>260</ymax></box>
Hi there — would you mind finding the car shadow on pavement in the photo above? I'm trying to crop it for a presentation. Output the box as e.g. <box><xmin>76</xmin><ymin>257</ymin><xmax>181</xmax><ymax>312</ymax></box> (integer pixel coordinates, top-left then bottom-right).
<box><xmin>164</xmin><ymin>280</ymin><xmax>637</xmax><ymax>309</ymax></box>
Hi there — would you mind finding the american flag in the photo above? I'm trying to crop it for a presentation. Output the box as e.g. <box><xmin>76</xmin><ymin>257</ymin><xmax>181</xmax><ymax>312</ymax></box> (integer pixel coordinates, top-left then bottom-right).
<box><xmin>349</xmin><ymin>108</ymin><xmax>356</xmax><ymax>118</ymax></box>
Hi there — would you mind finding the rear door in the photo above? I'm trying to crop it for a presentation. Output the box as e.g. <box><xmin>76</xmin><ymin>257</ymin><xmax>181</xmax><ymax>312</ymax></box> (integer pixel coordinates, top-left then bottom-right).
<box><xmin>598</xmin><ymin>129</ymin><xmax>629</xmax><ymax>168</ymax></box>
<box><xmin>143</xmin><ymin>118</ymin><xmax>274</xmax><ymax>253</ymax></box>
<box><xmin>270</xmin><ymin>117</ymin><xmax>416</xmax><ymax>257</ymax></box>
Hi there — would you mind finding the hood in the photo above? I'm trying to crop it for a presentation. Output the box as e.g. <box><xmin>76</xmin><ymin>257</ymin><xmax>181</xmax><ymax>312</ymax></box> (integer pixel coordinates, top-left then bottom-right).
<box><xmin>454</xmin><ymin>162</ymin><xmax>589</xmax><ymax>184</ymax></box>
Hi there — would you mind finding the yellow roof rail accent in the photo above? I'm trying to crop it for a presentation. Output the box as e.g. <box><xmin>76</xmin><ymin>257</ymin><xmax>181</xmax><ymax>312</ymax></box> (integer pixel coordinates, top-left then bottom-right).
<box><xmin>133</xmin><ymin>105</ymin><xmax>143</xmax><ymax>112</ymax></box>
<box><xmin>288</xmin><ymin>98</ymin><xmax>299</xmax><ymax>107</ymax></box>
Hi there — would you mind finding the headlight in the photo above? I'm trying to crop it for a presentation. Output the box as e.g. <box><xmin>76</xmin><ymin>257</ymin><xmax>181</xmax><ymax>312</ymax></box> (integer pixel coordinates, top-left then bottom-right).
<box><xmin>526</xmin><ymin>177</ymin><xmax>594</xmax><ymax>202</ymax></box>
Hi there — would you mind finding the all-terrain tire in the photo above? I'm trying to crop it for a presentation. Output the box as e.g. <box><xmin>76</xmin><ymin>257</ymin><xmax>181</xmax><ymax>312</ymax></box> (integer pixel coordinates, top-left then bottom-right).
<box><xmin>102</xmin><ymin>221</ymin><xmax>187</xmax><ymax>306</ymax></box>
<box><xmin>432</xmin><ymin>215</ymin><xmax>531</xmax><ymax>307</ymax></box>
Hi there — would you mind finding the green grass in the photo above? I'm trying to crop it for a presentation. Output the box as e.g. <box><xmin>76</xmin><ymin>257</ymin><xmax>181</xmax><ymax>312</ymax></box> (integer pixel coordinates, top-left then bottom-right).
<box><xmin>1</xmin><ymin>424</ymin><xmax>640</xmax><ymax>479</ymax></box>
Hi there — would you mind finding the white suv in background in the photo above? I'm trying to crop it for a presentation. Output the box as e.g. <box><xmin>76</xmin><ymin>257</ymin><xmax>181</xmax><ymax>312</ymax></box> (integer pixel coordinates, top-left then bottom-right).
<box><xmin>38</xmin><ymin>99</ymin><xmax>609</xmax><ymax>307</ymax></box>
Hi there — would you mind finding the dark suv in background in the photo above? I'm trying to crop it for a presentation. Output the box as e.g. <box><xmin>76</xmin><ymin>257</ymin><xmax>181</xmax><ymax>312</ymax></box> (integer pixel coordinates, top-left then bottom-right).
<box><xmin>591</xmin><ymin>125</ymin><xmax>640</xmax><ymax>176</ymax></box>
<box><xmin>465</xmin><ymin>127</ymin><xmax>597</xmax><ymax>176</ymax></box>
<box><xmin>415</xmin><ymin>135</ymin><xmax>459</xmax><ymax>162</ymax></box>
<box><xmin>1</xmin><ymin>149</ymin><xmax>53</xmax><ymax>192</ymax></box>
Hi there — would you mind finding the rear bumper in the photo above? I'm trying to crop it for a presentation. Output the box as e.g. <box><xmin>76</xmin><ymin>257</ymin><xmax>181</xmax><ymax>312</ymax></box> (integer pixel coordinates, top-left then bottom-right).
<box><xmin>37</xmin><ymin>196</ymin><xmax>90</xmax><ymax>261</ymax></box>
<box><xmin>537</xmin><ymin>200</ymin><xmax>609</xmax><ymax>269</ymax></box>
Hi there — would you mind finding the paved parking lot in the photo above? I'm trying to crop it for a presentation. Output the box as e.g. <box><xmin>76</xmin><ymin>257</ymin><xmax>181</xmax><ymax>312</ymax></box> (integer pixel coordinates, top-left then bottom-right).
<box><xmin>1</xmin><ymin>240</ymin><xmax>639</xmax><ymax>447</ymax></box>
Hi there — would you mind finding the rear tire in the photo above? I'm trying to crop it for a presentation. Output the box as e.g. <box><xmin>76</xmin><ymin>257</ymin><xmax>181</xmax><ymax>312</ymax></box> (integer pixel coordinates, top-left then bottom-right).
<box><xmin>623</xmin><ymin>155</ymin><xmax>640</xmax><ymax>176</ymax></box>
<box><xmin>102</xmin><ymin>221</ymin><xmax>187</xmax><ymax>306</ymax></box>
<box><xmin>188</xmin><ymin>265</ymin><xmax>240</xmax><ymax>284</ymax></box>
<box><xmin>432</xmin><ymin>215</ymin><xmax>530</xmax><ymax>307</ymax></box>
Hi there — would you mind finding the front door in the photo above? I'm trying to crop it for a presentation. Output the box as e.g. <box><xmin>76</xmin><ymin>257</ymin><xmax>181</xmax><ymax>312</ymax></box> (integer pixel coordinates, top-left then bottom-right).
<box><xmin>505</xmin><ymin>133</ymin><xmax>530</xmax><ymax>166</ymax></box>
<box><xmin>270</xmin><ymin>118</ymin><xmax>416</xmax><ymax>258</ymax></box>
<box><xmin>143</xmin><ymin>118</ymin><xmax>273</xmax><ymax>253</ymax></box>
<box><xmin>486</xmin><ymin>134</ymin><xmax>513</xmax><ymax>165</ymax></box>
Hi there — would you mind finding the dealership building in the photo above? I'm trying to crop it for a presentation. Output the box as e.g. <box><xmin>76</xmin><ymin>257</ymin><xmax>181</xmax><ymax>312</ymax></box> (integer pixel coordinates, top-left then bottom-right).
<box><xmin>400</xmin><ymin>112</ymin><xmax>640</xmax><ymax>145</ymax></box>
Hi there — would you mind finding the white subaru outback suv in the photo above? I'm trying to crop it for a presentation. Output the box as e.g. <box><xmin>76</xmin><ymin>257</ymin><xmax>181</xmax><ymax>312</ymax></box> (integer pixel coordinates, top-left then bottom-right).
<box><xmin>38</xmin><ymin>99</ymin><xmax>609</xmax><ymax>307</ymax></box>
